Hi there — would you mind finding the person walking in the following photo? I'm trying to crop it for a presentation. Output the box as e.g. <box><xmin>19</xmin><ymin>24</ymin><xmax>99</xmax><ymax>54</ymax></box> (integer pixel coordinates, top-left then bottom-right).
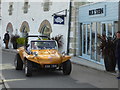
<box><xmin>115</xmin><ymin>31</ymin><xmax>120</xmax><ymax>79</ymax></box>
<box><xmin>3</xmin><ymin>31</ymin><xmax>10</xmax><ymax>49</ymax></box>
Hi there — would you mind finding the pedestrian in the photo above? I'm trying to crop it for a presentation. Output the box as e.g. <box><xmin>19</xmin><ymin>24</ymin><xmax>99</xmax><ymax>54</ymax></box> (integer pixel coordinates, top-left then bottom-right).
<box><xmin>3</xmin><ymin>31</ymin><xmax>10</xmax><ymax>49</ymax></box>
<box><xmin>114</xmin><ymin>31</ymin><xmax>120</xmax><ymax>79</ymax></box>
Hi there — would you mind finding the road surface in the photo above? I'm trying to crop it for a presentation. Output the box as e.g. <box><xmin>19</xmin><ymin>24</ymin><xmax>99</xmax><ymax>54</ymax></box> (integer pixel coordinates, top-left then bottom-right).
<box><xmin>1</xmin><ymin>50</ymin><xmax>118</xmax><ymax>89</ymax></box>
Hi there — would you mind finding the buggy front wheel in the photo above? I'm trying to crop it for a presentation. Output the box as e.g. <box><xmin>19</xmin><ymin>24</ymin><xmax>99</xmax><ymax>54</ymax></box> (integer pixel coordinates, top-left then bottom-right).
<box><xmin>14</xmin><ymin>53</ymin><xmax>23</xmax><ymax>70</ymax></box>
<box><xmin>25</xmin><ymin>60</ymin><xmax>32</xmax><ymax>77</ymax></box>
<box><xmin>62</xmin><ymin>60</ymin><xmax>72</xmax><ymax>75</ymax></box>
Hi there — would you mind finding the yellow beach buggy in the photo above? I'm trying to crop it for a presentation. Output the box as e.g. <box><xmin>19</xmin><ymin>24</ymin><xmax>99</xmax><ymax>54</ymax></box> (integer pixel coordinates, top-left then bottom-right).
<box><xmin>14</xmin><ymin>35</ymin><xmax>72</xmax><ymax>77</ymax></box>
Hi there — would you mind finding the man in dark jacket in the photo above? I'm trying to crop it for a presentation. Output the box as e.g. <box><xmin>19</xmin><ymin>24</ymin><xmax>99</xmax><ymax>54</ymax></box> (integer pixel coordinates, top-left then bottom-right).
<box><xmin>4</xmin><ymin>31</ymin><xmax>10</xmax><ymax>49</ymax></box>
<box><xmin>115</xmin><ymin>31</ymin><xmax>120</xmax><ymax>79</ymax></box>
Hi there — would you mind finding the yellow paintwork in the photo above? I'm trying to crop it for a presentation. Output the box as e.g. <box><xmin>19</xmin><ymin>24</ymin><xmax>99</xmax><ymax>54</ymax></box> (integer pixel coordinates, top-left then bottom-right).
<box><xmin>17</xmin><ymin>47</ymin><xmax>71</xmax><ymax>65</ymax></box>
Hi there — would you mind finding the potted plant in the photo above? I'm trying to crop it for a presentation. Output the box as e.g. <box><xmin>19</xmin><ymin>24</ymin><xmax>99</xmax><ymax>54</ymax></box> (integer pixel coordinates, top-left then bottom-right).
<box><xmin>51</xmin><ymin>34</ymin><xmax>63</xmax><ymax>48</ymax></box>
<box><xmin>11</xmin><ymin>34</ymin><xmax>20</xmax><ymax>49</ymax></box>
<box><xmin>97</xmin><ymin>34</ymin><xmax>116</xmax><ymax>72</ymax></box>
<box><xmin>16</xmin><ymin>37</ymin><xmax>26</xmax><ymax>48</ymax></box>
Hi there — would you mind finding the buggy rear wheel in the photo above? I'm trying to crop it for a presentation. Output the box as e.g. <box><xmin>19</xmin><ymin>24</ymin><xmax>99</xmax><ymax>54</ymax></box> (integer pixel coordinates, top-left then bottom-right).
<box><xmin>25</xmin><ymin>60</ymin><xmax>32</xmax><ymax>77</ymax></box>
<box><xmin>62</xmin><ymin>60</ymin><xmax>72</xmax><ymax>75</ymax></box>
<box><xmin>14</xmin><ymin>53</ymin><xmax>23</xmax><ymax>70</ymax></box>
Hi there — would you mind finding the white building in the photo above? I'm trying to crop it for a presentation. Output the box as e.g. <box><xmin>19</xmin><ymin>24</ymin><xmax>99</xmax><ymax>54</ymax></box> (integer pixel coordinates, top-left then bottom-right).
<box><xmin>2</xmin><ymin>0</ymin><xmax>119</xmax><ymax>68</ymax></box>
<box><xmin>1</xmin><ymin>0</ymin><xmax>70</xmax><ymax>52</ymax></box>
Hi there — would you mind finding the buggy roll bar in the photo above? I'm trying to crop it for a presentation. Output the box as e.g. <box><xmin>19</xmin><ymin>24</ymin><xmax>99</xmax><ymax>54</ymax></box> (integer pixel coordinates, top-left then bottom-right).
<box><xmin>25</xmin><ymin>35</ymin><xmax>50</xmax><ymax>39</ymax></box>
<box><xmin>25</xmin><ymin>35</ymin><xmax>50</xmax><ymax>49</ymax></box>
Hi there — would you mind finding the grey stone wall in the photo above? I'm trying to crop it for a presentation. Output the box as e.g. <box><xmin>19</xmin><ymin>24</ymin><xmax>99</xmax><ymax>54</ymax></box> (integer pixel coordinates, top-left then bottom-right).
<box><xmin>69</xmin><ymin>1</ymin><xmax>89</xmax><ymax>56</ymax></box>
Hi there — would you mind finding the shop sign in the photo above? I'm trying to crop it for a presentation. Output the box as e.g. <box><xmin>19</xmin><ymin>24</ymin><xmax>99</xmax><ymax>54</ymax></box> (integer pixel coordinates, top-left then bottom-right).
<box><xmin>89</xmin><ymin>6</ymin><xmax>105</xmax><ymax>17</ymax></box>
<box><xmin>89</xmin><ymin>8</ymin><xmax>104</xmax><ymax>15</ymax></box>
<box><xmin>54</xmin><ymin>15</ymin><xmax>64</xmax><ymax>25</ymax></box>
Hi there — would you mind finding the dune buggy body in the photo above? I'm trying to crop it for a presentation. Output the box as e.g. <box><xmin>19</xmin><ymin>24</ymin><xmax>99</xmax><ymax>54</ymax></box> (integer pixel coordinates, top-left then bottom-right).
<box><xmin>14</xmin><ymin>35</ymin><xmax>72</xmax><ymax>77</ymax></box>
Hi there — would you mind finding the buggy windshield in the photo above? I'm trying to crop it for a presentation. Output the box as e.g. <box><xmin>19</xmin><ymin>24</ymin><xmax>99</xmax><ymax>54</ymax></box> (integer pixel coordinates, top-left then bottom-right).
<box><xmin>31</xmin><ymin>40</ymin><xmax>58</xmax><ymax>50</ymax></box>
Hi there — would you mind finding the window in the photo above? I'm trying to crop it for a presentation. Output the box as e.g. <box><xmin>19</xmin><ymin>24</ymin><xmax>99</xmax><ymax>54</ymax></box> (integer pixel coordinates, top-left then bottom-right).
<box><xmin>8</xmin><ymin>2</ymin><xmax>13</xmax><ymax>15</ymax></box>
<box><xmin>43</xmin><ymin>0</ymin><xmax>51</xmax><ymax>11</ymax></box>
<box><xmin>96</xmin><ymin>22</ymin><xmax>101</xmax><ymax>62</ymax></box>
<box><xmin>102</xmin><ymin>24</ymin><xmax>106</xmax><ymax>35</ymax></box>
<box><xmin>83</xmin><ymin>24</ymin><xmax>86</xmax><ymax>54</ymax></box>
<box><xmin>108</xmin><ymin>23</ymin><xmax>112</xmax><ymax>37</ymax></box>
<box><xmin>23</xmin><ymin>1</ymin><xmax>30</xmax><ymax>13</ymax></box>
<box><xmin>38</xmin><ymin>20</ymin><xmax>52</xmax><ymax>37</ymax></box>
<box><xmin>79</xmin><ymin>23</ymin><xmax>82</xmax><ymax>56</ymax></box>
<box><xmin>91</xmin><ymin>22</ymin><xmax>96</xmax><ymax>60</ymax></box>
<box><xmin>114</xmin><ymin>21</ymin><xmax>118</xmax><ymax>36</ymax></box>
<box><xmin>21</xmin><ymin>26</ymin><xmax>28</xmax><ymax>37</ymax></box>
<box><xmin>41</xmin><ymin>25</ymin><xmax>50</xmax><ymax>37</ymax></box>
<box><xmin>20</xmin><ymin>21</ymin><xmax>30</xmax><ymax>37</ymax></box>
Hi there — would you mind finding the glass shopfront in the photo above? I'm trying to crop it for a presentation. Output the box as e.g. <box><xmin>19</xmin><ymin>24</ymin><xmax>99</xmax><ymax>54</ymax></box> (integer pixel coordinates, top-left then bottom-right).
<box><xmin>78</xmin><ymin>1</ymin><xmax>119</xmax><ymax>64</ymax></box>
<box><xmin>79</xmin><ymin>21</ymin><xmax>118</xmax><ymax>64</ymax></box>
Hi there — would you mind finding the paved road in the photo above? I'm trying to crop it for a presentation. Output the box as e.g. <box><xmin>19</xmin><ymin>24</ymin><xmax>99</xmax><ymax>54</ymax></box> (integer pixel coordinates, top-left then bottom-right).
<box><xmin>1</xmin><ymin>51</ymin><xmax>119</xmax><ymax>88</ymax></box>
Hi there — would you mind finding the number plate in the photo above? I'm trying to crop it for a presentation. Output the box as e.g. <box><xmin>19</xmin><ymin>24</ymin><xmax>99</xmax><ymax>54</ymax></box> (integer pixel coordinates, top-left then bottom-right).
<box><xmin>44</xmin><ymin>64</ymin><xmax>57</xmax><ymax>68</ymax></box>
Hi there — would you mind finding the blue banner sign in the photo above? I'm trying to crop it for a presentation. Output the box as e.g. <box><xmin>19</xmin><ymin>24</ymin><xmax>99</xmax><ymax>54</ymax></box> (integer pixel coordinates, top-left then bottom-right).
<box><xmin>54</xmin><ymin>15</ymin><xmax>64</xmax><ymax>25</ymax></box>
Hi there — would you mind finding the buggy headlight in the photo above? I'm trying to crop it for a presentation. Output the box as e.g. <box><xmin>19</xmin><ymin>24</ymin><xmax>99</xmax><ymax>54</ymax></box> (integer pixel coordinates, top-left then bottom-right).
<box><xmin>33</xmin><ymin>52</ymin><xmax>38</xmax><ymax>57</ymax></box>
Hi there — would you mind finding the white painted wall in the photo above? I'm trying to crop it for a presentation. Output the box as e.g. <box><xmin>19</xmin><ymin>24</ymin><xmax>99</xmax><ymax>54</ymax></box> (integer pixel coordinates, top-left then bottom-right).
<box><xmin>1</xmin><ymin>1</ymin><xmax>70</xmax><ymax>52</ymax></box>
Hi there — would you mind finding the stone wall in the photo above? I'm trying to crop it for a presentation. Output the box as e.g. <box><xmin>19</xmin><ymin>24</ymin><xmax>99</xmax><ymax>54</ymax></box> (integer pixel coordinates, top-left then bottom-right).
<box><xmin>69</xmin><ymin>1</ymin><xmax>89</xmax><ymax>56</ymax></box>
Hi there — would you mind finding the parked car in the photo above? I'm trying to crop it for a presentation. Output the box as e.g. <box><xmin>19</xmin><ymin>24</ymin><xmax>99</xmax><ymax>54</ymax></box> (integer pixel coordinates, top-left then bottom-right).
<box><xmin>14</xmin><ymin>35</ymin><xmax>72</xmax><ymax>77</ymax></box>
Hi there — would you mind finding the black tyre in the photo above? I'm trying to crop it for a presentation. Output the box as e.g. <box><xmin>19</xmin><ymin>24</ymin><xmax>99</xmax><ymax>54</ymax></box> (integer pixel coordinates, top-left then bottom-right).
<box><xmin>14</xmin><ymin>53</ymin><xmax>23</xmax><ymax>70</ymax></box>
<box><xmin>62</xmin><ymin>60</ymin><xmax>72</xmax><ymax>75</ymax></box>
<box><xmin>25</xmin><ymin>60</ymin><xmax>32</xmax><ymax>77</ymax></box>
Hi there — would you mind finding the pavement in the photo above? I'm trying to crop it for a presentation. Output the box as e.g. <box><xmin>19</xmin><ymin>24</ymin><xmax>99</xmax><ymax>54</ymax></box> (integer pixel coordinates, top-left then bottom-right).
<box><xmin>0</xmin><ymin>48</ymin><xmax>119</xmax><ymax>89</ymax></box>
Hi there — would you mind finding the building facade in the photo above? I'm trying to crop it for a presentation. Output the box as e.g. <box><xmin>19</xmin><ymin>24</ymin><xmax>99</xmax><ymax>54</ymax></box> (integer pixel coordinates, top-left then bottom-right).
<box><xmin>75</xmin><ymin>1</ymin><xmax>120</xmax><ymax>64</ymax></box>
<box><xmin>2</xmin><ymin>0</ymin><xmax>119</xmax><ymax>67</ymax></box>
<box><xmin>69</xmin><ymin>1</ymin><xmax>89</xmax><ymax>56</ymax></box>
<box><xmin>1</xmin><ymin>0</ymin><xmax>70</xmax><ymax>53</ymax></box>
